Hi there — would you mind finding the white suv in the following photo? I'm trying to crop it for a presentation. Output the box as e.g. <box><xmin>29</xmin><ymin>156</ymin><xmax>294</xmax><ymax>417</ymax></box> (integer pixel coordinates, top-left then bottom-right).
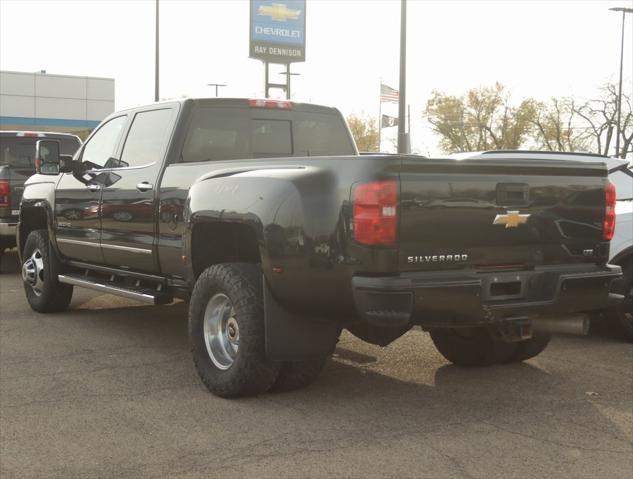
<box><xmin>605</xmin><ymin>160</ymin><xmax>633</xmax><ymax>339</ymax></box>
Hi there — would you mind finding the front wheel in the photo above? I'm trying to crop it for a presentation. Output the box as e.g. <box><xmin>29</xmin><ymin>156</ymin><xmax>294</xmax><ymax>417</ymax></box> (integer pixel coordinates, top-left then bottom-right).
<box><xmin>429</xmin><ymin>327</ymin><xmax>517</xmax><ymax>367</ymax></box>
<box><xmin>188</xmin><ymin>263</ymin><xmax>280</xmax><ymax>398</ymax></box>
<box><xmin>22</xmin><ymin>229</ymin><xmax>73</xmax><ymax>313</ymax></box>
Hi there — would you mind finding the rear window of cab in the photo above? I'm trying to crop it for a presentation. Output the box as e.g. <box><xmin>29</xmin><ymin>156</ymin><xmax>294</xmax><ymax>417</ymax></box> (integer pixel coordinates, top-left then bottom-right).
<box><xmin>181</xmin><ymin>107</ymin><xmax>355</xmax><ymax>162</ymax></box>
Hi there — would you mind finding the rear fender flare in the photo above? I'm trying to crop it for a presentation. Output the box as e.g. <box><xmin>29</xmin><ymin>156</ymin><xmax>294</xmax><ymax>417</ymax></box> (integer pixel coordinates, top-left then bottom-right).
<box><xmin>184</xmin><ymin>175</ymin><xmax>300</xmax><ymax>284</ymax></box>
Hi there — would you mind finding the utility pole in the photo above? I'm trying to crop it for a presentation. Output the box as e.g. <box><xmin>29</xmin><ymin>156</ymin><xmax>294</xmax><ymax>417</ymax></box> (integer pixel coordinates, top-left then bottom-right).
<box><xmin>397</xmin><ymin>0</ymin><xmax>408</xmax><ymax>154</ymax></box>
<box><xmin>155</xmin><ymin>0</ymin><xmax>159</xmax><ymax>102</ymax></box>
<box><xmin>609</xmin><ymin>7</ymin><xmax>632</xmax><ymax>158</ymax></box>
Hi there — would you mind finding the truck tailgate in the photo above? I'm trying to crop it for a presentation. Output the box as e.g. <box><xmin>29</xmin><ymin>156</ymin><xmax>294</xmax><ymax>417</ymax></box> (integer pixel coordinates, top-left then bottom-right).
<box><xmin>398</xmin><ymin>158</ymin><xmax>609</xmax><ymax>271</ymax></box>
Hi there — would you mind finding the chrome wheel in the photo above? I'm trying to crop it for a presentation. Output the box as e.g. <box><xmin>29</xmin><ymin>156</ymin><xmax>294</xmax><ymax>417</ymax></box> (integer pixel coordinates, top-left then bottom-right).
<box><xmin>22</xmin><ymin>248</ymin><xmax>45</xmax><ymax>296</ymax></box>
<box><xmin>203</xmin><ymin>293</ymin><xmax>239</xmax><ymax>370</ymax></box>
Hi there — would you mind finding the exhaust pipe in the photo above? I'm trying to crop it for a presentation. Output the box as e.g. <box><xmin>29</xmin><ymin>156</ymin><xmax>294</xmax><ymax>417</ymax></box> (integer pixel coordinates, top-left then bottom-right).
<box><xmin>532</xmin><ymin>314</ymin><xmax>590</xmax><ymax>336</ymax></box>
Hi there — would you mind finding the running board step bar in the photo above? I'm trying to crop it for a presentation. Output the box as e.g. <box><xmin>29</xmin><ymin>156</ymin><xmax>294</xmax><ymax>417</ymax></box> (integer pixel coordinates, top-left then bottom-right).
<box><xmin>58</xmin><ymin>274</ymin><xmax>172</xmax><ymax>305</ymax></box>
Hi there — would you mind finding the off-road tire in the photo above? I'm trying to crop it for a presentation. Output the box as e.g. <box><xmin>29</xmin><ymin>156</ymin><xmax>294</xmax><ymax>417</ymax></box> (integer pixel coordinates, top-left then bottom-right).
<box><xmin>271</xmin><ymin>357</ymin><xmax>328</xmax><ymax>393</ymax></box>
<box><xmin>22</xmin><ymin>229</ymin><xmax>73</xmax><ymax>313</ymax></box>
<box><xmin>606</xmin><ymin>258</ymin><xmax>633</xmax><ymax>341</ymax></box>
<box><xmin>507</xmin><ymin>333</ymin><xmax>551</xmax><ymax>362</ymax></box>
<box><xmin>188</xmin><ymin>263</ymin><xmax>280</xmax><ymax>398</ymax></box>
<box><xmin>430</xmin><ymin>327</ymin><xmax>517</xmax><ymax>367</ymax></box>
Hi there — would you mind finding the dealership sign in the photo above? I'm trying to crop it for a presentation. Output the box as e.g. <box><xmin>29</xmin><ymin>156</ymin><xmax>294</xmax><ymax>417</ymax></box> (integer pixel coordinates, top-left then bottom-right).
<box><xmin>250</xmin><ymin>0</ymin><xmax>306</xmax><ymax>63</ymax></box>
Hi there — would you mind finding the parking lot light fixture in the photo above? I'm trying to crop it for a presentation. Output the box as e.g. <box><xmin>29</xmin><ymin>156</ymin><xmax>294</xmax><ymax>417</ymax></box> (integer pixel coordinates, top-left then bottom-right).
<box><xmin>207</xmin><ymin>83</ymin><xmax>227</xmax><ymax>97</ymax></box>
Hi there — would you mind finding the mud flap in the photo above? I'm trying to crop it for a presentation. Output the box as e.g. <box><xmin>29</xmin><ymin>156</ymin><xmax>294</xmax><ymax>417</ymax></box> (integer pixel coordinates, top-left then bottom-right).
<box><xmin>263</xmin><ymin>278</ymin><xmax>340</xmax><ymax>361</ymax></box>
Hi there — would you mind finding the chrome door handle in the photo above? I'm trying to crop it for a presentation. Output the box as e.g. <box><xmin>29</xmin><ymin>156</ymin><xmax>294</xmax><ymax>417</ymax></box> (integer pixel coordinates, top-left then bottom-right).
<box><xmin>87</xmin><ymin>184</ymin><xmax>101</xmax><ymax>192</ymax></box>
<box><xmin>136</xmin><ymin>182</ymin><xmax>153</xmax><ymax>192</ymax></box>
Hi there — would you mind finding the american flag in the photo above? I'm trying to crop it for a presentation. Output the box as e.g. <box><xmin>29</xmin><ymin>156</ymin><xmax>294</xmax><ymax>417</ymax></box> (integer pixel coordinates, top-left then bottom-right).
<box><xmin>380</xmin><ymin>83</ymin><xmax>399</xmax><ymax>103</ymax></box>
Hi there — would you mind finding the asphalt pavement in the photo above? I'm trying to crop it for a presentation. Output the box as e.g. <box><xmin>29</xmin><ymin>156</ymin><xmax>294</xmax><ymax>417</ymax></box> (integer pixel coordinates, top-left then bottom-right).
<box><xmin>1</xmin><ymin>250</ymin><xmax>632</xmax><ymax>479</ymax></box>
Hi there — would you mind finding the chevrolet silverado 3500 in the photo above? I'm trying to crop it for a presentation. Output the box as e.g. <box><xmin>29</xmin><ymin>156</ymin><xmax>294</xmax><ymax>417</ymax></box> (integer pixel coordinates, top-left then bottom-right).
<box><xmin>18</xmin><ymin>98</ymin><xmax>622</xmax><ymax>397</ymax></box>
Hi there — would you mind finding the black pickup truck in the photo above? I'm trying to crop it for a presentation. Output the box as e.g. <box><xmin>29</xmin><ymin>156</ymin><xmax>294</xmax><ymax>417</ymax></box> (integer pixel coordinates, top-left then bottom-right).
<box><xmin>18</xmin><ymin>98</ymin><xmax>622</xmax><ymax>398</ymax></box>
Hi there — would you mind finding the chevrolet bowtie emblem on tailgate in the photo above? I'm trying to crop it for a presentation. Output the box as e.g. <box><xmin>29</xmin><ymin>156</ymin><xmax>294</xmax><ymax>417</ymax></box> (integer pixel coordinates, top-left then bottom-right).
<box><xmin>258</xmin><ymin>3</ymin><xmax>301</xmax><ymax>21</ymax></box>
<box><xmin>493</xmin><ymin>211</ymin><xmax>531</xmax><ymax>228</ymax></box>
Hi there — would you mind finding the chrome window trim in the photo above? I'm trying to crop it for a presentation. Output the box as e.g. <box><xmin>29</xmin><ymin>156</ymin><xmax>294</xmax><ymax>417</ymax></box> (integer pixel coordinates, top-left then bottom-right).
<box><xmin>57</xmin><ymin>238</ymin><xmax>152</xmax><ymax>254</ymax></box>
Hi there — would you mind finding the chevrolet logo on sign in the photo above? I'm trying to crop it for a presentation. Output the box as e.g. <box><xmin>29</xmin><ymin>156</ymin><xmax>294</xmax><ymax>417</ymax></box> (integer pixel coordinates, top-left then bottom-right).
<box><xmin>258</xmin><ymin>3</ymin><xmax>301</xmax><ymax>21</ymax></box>
<box><xmin>493</xmin><ymin>211</ymin><xmax>531</xmax><ymax>228</ymax></box>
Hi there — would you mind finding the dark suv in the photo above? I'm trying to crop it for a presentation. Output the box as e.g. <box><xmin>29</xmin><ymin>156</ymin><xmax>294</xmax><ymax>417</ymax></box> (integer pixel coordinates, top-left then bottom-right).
<box><xmin>0</xmin><ymin>131</ymin><xmax>81</xmax><ymax>263</ymax></box>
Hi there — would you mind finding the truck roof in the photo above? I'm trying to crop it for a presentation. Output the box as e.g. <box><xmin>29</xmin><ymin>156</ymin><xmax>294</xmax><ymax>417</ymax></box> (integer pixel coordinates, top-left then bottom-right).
<box><xmin>115</xmin><ymin>97</ymin><xmax>342</xmax><ymax>116</ymax></box>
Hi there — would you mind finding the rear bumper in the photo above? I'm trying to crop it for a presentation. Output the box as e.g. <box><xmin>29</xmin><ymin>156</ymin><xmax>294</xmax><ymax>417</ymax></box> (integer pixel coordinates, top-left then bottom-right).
<box><xmin>352</xmin><ymin>264</ymin><xmax>622</xmax><ymax>328</ymax></box>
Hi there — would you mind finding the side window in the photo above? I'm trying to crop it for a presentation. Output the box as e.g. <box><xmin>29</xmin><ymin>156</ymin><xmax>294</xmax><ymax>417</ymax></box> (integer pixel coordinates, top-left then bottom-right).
<box><xmin>119</xmin><ymin>109</ymin><xmax>175</xmax><ymax>167</ymax></box>
<box><xmin>81</xmin><ymin>116</ymin><xmax>127</xmax><ymax>167</ymax></box>
<box><xmin>180</xmin><ymin>107</ymin><xmax>249</xmax><ymax>163</ymax></box>
<box><xmin>0</xmin><ymin>138</ymin><xmax>37</xmax><ymax>169</ymax></box>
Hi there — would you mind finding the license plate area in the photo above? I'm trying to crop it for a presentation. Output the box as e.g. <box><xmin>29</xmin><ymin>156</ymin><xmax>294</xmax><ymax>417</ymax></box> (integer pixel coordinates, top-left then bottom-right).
<box><xmin>484</xmin><ymin>276</ymin><xmax>525</xmax><ymax>301</ymax></box>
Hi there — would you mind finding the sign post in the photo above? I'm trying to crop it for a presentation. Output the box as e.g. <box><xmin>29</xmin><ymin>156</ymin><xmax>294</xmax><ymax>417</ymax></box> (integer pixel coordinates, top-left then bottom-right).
<box><xmin>249</xmin><ymin>0</ymin><xmax>306</xmax><ymax>99</ymax></box>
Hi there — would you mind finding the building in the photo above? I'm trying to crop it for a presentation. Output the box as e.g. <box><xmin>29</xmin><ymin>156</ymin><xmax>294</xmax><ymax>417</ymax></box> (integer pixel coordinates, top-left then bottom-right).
<box><xmin>0</xmin><ymin>70</ymin><xmax>114</xmax><ymax>138</ymax></box>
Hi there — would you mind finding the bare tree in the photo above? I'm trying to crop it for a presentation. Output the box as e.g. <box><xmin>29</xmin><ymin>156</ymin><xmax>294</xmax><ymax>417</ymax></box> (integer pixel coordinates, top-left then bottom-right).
<box><xmin>572</xmin><ymin>83</ymin><xmax>632</xmax><ymax>158</ymax></box>
<box><xmin>526</xmin><ymin>98</ymin><xmax>591</xmax><ymax>152</ymax></box>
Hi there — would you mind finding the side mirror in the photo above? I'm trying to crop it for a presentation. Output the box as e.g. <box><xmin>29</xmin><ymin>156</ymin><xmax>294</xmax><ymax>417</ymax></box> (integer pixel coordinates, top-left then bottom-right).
<box><xmin>59</xmin><ymin>155</ymin><xmax>75</xmax><ymax>173</ymax></box>
<box><xmin>35</xmin><ymin>140</ymin><xmax>61</xmax><ymax>175</ymax></box>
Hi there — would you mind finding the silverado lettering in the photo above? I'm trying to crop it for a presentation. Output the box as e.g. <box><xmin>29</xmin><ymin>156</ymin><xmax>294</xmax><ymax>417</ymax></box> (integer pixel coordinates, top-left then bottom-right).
<box><xmin>408</xmin><ymin>254</ymin><xmax>468</xmax><ymax>263</ymax></box>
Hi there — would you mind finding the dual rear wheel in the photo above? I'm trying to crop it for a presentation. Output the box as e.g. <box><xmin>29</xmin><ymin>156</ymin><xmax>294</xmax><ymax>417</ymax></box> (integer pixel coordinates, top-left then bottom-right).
<box><xmin>189</xmin><ymin>263</ymin><xmax>329</xmax><ymax>398</ymax></box>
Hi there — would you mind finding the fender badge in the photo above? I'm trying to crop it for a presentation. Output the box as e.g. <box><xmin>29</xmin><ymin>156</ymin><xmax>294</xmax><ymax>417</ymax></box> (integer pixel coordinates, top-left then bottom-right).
<box><xmin>493</xmin><ymin>211</ymin><xmax>530</xmax><ymax>228</ymax></box>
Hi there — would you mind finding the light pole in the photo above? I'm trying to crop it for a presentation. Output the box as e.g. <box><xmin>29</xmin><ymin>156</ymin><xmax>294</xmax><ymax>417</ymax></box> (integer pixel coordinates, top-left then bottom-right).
<box><xmin>155</xmin><ymin>0</ymin><xmax>159</xmax><ymax>102</ymax></box>
<box><xmin>397</xmin><ymin>0</ymin><xmax>408</xmax><ymax>154</ymax></box>
<box><xmin>609</xmin><ymin>7</ymin><xmax>633</xmax><ymax>158</ymax></box>
<box><xmin>207</xmin><ymin>83</ymin><xmax>227</xmax><ymax>97</ymax></box>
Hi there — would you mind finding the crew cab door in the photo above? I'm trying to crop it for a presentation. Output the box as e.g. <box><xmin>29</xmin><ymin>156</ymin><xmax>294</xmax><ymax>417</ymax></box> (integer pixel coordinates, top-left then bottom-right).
<box><xmin>100</xmin><ymin>106</ymin><xmax>177</xmax><ymax>273</ymax></box>
<box><xmin>55</xmin><ymin>115</ymin><xmax>127</xmax><ymax>262</ymax></box>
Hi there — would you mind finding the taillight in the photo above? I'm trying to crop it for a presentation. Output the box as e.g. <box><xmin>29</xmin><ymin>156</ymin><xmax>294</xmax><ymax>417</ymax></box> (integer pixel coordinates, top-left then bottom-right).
<box><xmin>0</xmin><ymin>180</ymin><xmax>10</xmax><ymax>208</ymax></box>
<box><xmin>248</xmin><ymin>99</ymin><xmax>293</xmax><ymax>109</ymax></box>
<box><xmin>603</xmin><ymin>181</ymin><xmax>616</xmax><ymax>241</ymax></box>
<box><xmin>353</xmin><ymin>180</ymin><xmax>398</xmax><ymax>246</ymax></box>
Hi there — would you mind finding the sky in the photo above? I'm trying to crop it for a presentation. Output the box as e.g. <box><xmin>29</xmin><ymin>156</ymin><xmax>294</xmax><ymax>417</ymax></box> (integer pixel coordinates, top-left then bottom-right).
<box><xmin>1</xmin><ymin>0</ymin><xmax>632</xmax><ymax>154</ymax></box>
